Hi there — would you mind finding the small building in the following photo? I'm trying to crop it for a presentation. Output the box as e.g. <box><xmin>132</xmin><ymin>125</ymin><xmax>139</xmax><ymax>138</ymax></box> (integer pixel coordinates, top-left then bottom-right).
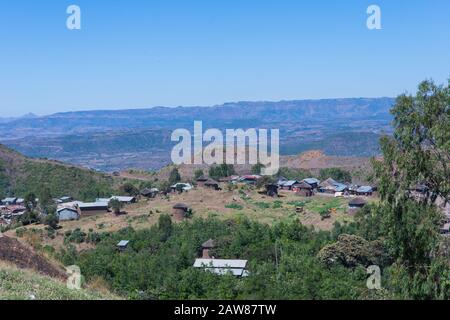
<box><xmin>193</xmin><ymin>258</ymin><xmax>249</xmax><ymax>277</ymax></box>
<box><xmin>265</xmin><ymin>184</ymin><xmax>279</xmax><ymax>197</ymax></box>
<box><xmin>201</xmin><ymin>239</ymin><xmax>216</xmax><ymax>258</ymax></box>
<box><xmin>356</xmin><ymin>186</ymin><xmax>374</xmax><ymax>196</ymax></box>
<box><xmin>302</xmin><ymin>178</ymin><xmax>320</xmax><ymax>189</ymax></box>
<box><xmin>110</xmin><ymin>196</ymin><xmax>136</xmax><ymax>204</ymax></box>
<box><xmin>279</xmin><ymin>180</ymin><xmax>299</xmax><ymax>190</ymax></box>
<box><xmin>238</xmin><ymin>175</ymin><xmax>260</xmax><ymax>185</ymax></box>
<box><xmin>16</xmin><ymin>198</ymin><xmax>25</xmax><ymax>206</ymax></box>
<box><xmin>318</xmin><ymin>178</ymin><xmax>338</xmax><ymax>194</ymax></box>
<box><xmin>1</xmin><ymin>197</ymin><xmax>17</xmax><ymax>206</ymax></box>
<box><xmin>57</xmin><ymin>207</ymin><xmax>80</xmax><ymax>221</ymax></box>
<box><xmin>440</xmin><ymin>223</ymin><xmax>450</xmax><ymax>236</ymax></box>
<box><xmin>293</xmin><ymin>182</ymin><xmax>313</xmax><ymax>197</ymax></box>
<box><xmin>117</xmin><ymin>240</ymin><xmax>130</xmax><ymax>251</ymax></box>
<box><xmin>348</xmin><ymin>198</ymin><xmax>367</xmax><ymax>209</ymax></box>
<box><xmin>77</xmin><ymin>201</ymin><xmax>109</xmax><ymax>216</ymax></box>
<box><xmin>172</xmin><ymin>203</ymin><xmax>189</xmax><ymax>220</ymax></box>
<box><xmin>141</xmin><ymin>188</ymin><xmax>159</xmax><ymax>198</ymax></box>
<box><xmin>196</xmin><ymin>175</ymin><xmax>209</xmax><ymax>187</ymax></box>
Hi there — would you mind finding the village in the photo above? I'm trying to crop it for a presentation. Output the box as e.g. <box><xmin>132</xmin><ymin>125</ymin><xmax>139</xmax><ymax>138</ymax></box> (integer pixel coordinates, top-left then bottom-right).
<box><xmin>2</xmin><ymin>171</ymin><xmax>449</xmax><ymax>279</ymax></box>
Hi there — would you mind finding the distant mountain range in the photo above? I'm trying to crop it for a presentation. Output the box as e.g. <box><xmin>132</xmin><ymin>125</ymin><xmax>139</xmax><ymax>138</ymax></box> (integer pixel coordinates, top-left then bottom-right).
<box><xmin>0</xmin><ymin>98</ymin><xmax>395</xmax><ymax>171</ymax></box>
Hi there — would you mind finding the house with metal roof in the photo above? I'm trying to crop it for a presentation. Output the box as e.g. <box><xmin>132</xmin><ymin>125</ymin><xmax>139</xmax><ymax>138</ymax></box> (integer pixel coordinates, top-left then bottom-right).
<box><xmin>1</xmin><ymin>197</ymin><xmax>17</xmax><ymax>205</ymax></box>
<box><xmin>356</xmin><ymin>186</ymin><xmax>374</xmax><ymax>196</ymax></box>
<box><xmin>75</xmin><ymin>201</ymin><xmax>109</xmax><ymax>216</ymax></box>
<box><xmin>117</xmin><ymin>240</ymin><xmax>130</xmax><ymax>250</ymax></box>
<box><xmin>57</xmin><ymin>207</ymin><xmax>80</xmax><ymax>221</ymax></box>
<box><xmin>279</xmin><ymin>180</ymin><xmax>299</xmax><ymax>190</ymax></box>
<box><xmin>110</xmin><ymin>196</ymin><xmax>136</xmax><ymax>204</ymax></box>
<box><xmin>193</xmin><ymin>259</ymin><xmax>249</xmax><ymax>277</ymax></box>
<box><xmin>302</xmin><ymin>178</ymin><xmax>320</xmax><ymax>189</ymax></box>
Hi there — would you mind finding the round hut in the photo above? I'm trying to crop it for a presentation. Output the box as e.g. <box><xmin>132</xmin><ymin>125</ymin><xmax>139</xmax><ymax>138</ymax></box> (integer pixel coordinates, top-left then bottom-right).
<box><xmin>196</xmin><ymin>175</ymin><xmax>209</xmax><ymax>187</ymax></box>
<box><xmin>294</xmin><ymin>182</ymin><xmax>313</xmax><ymax>197</ymax></box>
<box><xmin>172</xmin><ymin>203</ymin><xmax>189</xmax><ymax>221</ymax></box>
<box><xmin>201</xmin><ymin>239</ymin><xmax>216</xmax><ymax>258</ymax></box>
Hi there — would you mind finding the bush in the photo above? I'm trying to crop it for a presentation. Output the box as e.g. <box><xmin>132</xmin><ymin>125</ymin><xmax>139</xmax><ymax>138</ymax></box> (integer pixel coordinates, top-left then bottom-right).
<box><xmin>64</xmin><ymin>228</ymin><xmax>87</xmax><ymax>244</ymax></box>
<box><xmin>225</xmin><ymin>203</ymin><xmax>243</xmax><ymax>210</ymax></box>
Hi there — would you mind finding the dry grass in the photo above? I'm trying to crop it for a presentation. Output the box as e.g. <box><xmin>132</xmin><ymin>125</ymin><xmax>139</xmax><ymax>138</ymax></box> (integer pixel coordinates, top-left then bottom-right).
<box><xmin>6</xmin><ymin>186</ymin><xmax>378</xmax><ymax>252</ymax></box>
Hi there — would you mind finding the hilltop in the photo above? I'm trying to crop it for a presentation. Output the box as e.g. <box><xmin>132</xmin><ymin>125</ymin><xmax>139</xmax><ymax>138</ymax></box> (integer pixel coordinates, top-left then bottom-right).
<box><xmin>0</xmin><ymin>144</ymin><xmax>124</xmax><ymax>201</ymax></box>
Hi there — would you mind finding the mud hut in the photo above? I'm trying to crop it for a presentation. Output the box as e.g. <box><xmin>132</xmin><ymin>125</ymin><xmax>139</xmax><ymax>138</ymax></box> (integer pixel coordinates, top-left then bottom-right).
<box><xmin>294</xmin><ymin>182</ymin><xmax>313</xmax><ymax>197</ymax></box>
<box><xmin>201</xmin><ymin>239</ymin><xmax>216</xmax><ymax>258</ymax></box>
<box><xmin>196</xmin><ymin>175</ymin><xmax>209</xmax><ymax>187</ymax></box>
<box><xmin>172</xmin><ymin>203</ymin><xmax>189</xmax><ymax>220</ymax></box>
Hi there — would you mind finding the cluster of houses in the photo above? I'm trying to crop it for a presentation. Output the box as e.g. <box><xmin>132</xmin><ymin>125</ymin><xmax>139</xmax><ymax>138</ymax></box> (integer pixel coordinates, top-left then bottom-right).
<box><xmin>276</xmin><ymin>177</ymin><xmax>376</xmax><ymax>198</ymax></box>
<box><xmin>56</xmin><ymin>196</ymin><xmax>137</xmax><ymax>221</ymax></box>
<box><xmin>0</xmin><ymin>197</ymin><xmax>27</xmax><ymax>227</ymax></box>
<box><xmin>0</xmin><ymin>194</ymin><xmax>139</xmax><ymax>226</ymax></box>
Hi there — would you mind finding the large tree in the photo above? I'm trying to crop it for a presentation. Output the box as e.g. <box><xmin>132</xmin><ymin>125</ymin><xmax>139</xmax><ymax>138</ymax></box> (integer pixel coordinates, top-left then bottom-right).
<box><xmin>372</xmin><ymin>79</ymin><xmax>449</xmax><ymax>299</ymax></box>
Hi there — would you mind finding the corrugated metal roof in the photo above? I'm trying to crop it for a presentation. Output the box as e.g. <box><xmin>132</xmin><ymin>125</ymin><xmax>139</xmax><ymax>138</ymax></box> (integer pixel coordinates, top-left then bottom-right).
<box><xmin>57</xmin><ymin>207</ymin><xmax>78</xmax><ymax>213</ymax></box>
<box><xmin>117</xmin><ymin>240</ymin><xmax>130</xmax><ymax>247</ymax></box>
<box><xmin>334</xmin><ymin>183</ymin><xmax>348</xmax><ymax>192</ymax></box>
<box><xmin>357</xmin><ymin>186</ymin><xmax>373</xmax><ymax>193</ymax></box>
<box><xmin>111</xmin><ymin>196</ymin><xmax>135</xmax><ymax>202</ymax></box>
<box><xmin>282</xmin><ymin>180</ymin><xmax>299</xmax><ymax>187</ymax></box>
<box><xmin>204</xmin><ymin>268</ymin><xmax>246</xmax><ymax>277</ymax></box>
<box><xmin>303</xmin><ymin>178</ymin><xmax>320</xmax><ymax>185</ymax></box>
<box><xmin>193</xmin><ymin>259</ymin><xmax>247</xmax><ymax>269</ymax></box>
<box><xmin>77</xmin><ymin>201</ymin><xmax>109</xmax><ymax>208</ymax></box>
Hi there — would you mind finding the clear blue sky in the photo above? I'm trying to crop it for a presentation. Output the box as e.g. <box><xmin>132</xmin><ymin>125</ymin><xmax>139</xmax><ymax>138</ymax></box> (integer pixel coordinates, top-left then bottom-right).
<box><xmin>0</xmin><ymin>0</ymin><xmax>449</xmax><ymax>117</ymax></box>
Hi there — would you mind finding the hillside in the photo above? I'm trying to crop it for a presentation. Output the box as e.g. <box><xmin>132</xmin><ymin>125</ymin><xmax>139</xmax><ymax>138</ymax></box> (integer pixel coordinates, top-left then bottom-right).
<box><xmin>0</xmin><ymin>262</ymin><xmax>119</xmax><ymax>300</ymax></box>
<box><xmin>0</xmin><ymin>235</ymin><xmax>65</xmax><ymax>279</ymax></box>
<box><xmin>0</xmin><ymin>98</ymin><xmax>394</xmax><ymax>171</ymax></box>
<box><xmin>0</xmin><ymin>144</ymin><xmax>119</xmax><ymax>201</ymax></box>
<box><xmin>144</xmin><ymin>150</ymin><xmax>373</xmax><ymax>183</ymax></box>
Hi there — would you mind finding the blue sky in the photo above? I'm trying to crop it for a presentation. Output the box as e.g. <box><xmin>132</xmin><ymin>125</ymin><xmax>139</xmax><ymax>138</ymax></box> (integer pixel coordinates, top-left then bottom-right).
<box><xmin>0</xmin><ymin>0</ymin><xmax>449</xmax><ymax>117</ymax></box>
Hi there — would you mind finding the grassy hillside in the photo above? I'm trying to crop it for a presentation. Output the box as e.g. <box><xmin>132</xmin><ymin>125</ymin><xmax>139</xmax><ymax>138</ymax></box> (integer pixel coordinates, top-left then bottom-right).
<box><xmin>0</xmin><ymin>263</ymin><xmax>119</xmax><ymax>300</ymax></box>
<box><xmin>0</xmin><ymin>144</ymin><xmax>116</xmax><ymax>201</ymax></box>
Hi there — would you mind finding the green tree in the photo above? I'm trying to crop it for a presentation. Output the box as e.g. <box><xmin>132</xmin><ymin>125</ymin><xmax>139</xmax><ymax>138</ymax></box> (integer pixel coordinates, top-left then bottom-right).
<box><xmin>120</xmin><ymin>182</ymin><xmax>139</xmax><ymax>196</ymax></box>
<box><xmin>277</xmin><ymin>167</ymin><xmax>312</xmax><ymax>181</ymax></box>
<box><xmin>168</xmin><ymin>168</ymin><xmax>181</xmax><ymax>185</ymax></box>
<box><xmin>158</xmin><ymin>214</ymin><xmax>173</xmax><ymax>241</ymax></box>
<box><xmin>319</xmin><ymin>168</ymin><xmax>352</xmax><ymax>183</ymax></box>
<box><xmin>194</xmin><ymin>169</ymin><xmax>204</xmax><ymax>180</ymax></box>
<box><xmin>372</xmin><ymin>79</ymin><xmax>450</xmax><ymax>299</ymax></box>
<box><xmin>109</xmin><ymin>198</ymin><xmax>123</xmax><ymax>215</ymax></box>
<box><xmin>38</xmin><ymin>186</ymin><xmax>55</xmax><ymax>215</ymax></box>
<box><xmin>251</xmin><ymin>163</ymin><xmax>265</xmax><ymax>175</ymax></box>
<box><xmin>44</xmin><ymin>213</ymin><xmax>59</xmax><ymax>230</ymax></box>
<box><xmin>209</xmin><ymin>164</ymin><xmax>235</xmax><ymax>180</ymax></box>
<box><xmin>24</xmin><ymin>192</ymin><xmax>37</xmax><ymax>213</ymax></box>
